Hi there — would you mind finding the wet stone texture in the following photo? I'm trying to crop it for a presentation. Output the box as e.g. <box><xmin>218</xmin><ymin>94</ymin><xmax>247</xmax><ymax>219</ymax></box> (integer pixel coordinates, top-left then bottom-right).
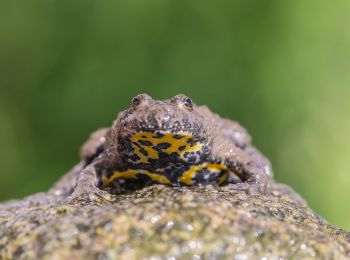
<box><xmin>0</xmin><ymin>183</ymin><xmax>349</xmax><ymax>259</ymax></box>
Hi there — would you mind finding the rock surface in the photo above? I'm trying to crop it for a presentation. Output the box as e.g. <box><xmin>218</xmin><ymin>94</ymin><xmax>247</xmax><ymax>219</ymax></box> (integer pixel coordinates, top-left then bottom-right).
<box><xmin>0</xmin><ymin>182</ymin><xmax>349</xmax><ymax>259</ymax></box>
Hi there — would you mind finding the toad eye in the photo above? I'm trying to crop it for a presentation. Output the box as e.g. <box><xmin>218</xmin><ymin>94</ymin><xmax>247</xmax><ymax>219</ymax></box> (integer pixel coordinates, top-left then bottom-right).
<box><xmin>171</xmin><ymin>94</ymin><xmax>194</xmax><ymax>111</ymax></box>
<box><xmin>131</xmin><ymin>94</ymin><xmax>153</xmax><ymax>109</ymax></box>
<box><xmin>132</xmin><ymin>96</ymin><xmax>141</xmax><ymax>108</ymax></box>
<box><xmin>183</xmin><ymin>98</ymin><xmax>193</xmax><ymax>109</ymax></box>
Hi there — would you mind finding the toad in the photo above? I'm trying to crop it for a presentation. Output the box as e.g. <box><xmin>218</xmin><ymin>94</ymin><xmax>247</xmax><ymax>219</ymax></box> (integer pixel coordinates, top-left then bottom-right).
<box><xmin>53</xmin><ymin>94</ymin><xmax>272</xmax><ymax>201</ymax></box>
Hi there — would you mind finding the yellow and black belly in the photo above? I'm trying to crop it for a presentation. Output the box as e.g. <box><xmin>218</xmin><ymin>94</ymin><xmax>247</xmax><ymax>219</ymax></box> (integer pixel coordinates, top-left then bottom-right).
<box><xmin>101</xmin><ymin>131</ymin><xmax>228</xmax><ymax>189</ymax></box>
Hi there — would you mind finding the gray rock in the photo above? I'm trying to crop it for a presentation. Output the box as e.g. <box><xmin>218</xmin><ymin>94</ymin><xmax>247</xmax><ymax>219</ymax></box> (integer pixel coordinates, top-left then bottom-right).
<box><xmin>0</xmin><ymin>182</ymin><xmax>349</xmax><ymax>259</ymax></box>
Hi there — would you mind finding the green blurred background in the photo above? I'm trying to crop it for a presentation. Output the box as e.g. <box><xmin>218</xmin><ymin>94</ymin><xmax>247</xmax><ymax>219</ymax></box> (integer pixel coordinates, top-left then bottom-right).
<box><xmin>0</xmin><ymin>1</ymin><xmax>349</xmax><ymax>230</ymax></box>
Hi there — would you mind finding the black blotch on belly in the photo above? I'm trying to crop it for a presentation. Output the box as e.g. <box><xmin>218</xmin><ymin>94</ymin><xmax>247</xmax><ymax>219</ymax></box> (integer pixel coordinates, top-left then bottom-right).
<box><xmin>135</xmin><ymin>173</ymin><xmax>154</xmax><ymax>183</ymax></box>
<box><xmin>187</xmin><ymin>138</ymin><xmax>195</xmax><ymax>146</ymax></box>
<box><xmin>179</xmin><ymin>145</ymin><xmax>186</xmax><ymax>151</ymax></box>
<box><xmin>138</xmin><ymin>140</ymin><xmax>153</xmax><ymax>146</ymax></box>
<box><xmin>169</xmin><ymin>152</ymin><xmax>180</xmax><ymax>160</ymax></box>
<box><xmin>136</xmin><ymin>173</ymin><xmax>167</xmax><ymax>185</ymax></box>
<box><xmin>147</xmin><ymin>157</ymin><xmax>165</xmax><ymax>168</ymax></box>
<box><xmin>164</xmin><ymin>164</ymin><xmax>191</xmax><ymax>184</ymax></box>
<box><xmin>153</xmin><ymin>142</ymin><xmax>171</xmax><ymax>150</ymax></box>
<box><xmin>188</xmin><ymin>157</ymin><xmax>197</xmax><ymax>163</ymax></box>
<box><xmin>183</xmin><ymin>151</ymin><xmax>198</xmax><ymax>163</ymax></box>
<box><xmin>192</xmin><ymin>168</ymin><xmax>223</xmax><ymax>184</ymax></box>
<box><xmin>139</xmin><ymin>148</ymin><xmax>148</xmax><ymax>156</ymax></box>
<box><xmin>153</xmin><ymin>132</ymin><xmax>164</xmax><ymax>139</ymax></box>
<box><xmin>173</xmin><ymin>134</ymin><xmax>184</xmax><ymax>140</ymax></box>
<box><xmin>157</xmin><ymin>151</ymin><xmax>173</xmax><ymax>161</ymax></box>
<box><xmin>147</xmin><ymin>152</ymin><xmax>181</xmax><ymax>169</ymax></box>
<box><xmin>129</xmin><ymin>154</ymin><xmax>140</xmax><ymax>162</ymax></box>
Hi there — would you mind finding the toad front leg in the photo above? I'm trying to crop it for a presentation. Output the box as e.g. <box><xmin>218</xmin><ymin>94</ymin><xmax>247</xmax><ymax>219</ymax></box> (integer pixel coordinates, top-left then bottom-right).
<box><xmin>65</xmin><ymin>163</ymin><xmax>115</xmax><ymax>204</ymax></box>
<box><xmin>213</xmin><ymin>139</ymin><xmax>273</xmax><ymax>193</ymax></box>
<box><xmin>50</xmin><ymin>128</ymin><xmax>109</xmax><ymax>198</ymax></box>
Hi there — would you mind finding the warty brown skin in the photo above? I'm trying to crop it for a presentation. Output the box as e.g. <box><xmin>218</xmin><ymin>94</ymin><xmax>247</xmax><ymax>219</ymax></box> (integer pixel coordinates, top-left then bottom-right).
<box><xmin>51</xmin><ymin>94</ymin><xmax>273</xmax><ymax>202</ymax></box>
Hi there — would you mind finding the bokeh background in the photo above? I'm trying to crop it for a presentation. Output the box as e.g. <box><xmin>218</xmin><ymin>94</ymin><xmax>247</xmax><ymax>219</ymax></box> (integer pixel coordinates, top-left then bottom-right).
<box><xmin>0</xmin><ymin>1</ymin><xmax>349</xmax><ymax>230</ymax></box>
